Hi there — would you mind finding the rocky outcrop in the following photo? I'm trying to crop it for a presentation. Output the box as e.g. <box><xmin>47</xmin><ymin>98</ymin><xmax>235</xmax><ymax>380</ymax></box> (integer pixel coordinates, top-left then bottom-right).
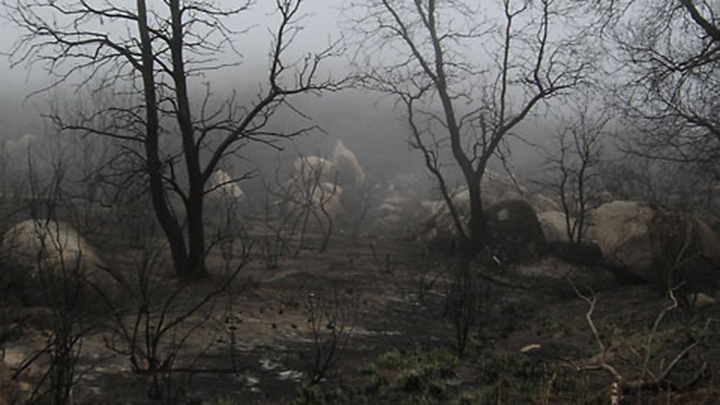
<box><xmin>2</xmin><ymin>219</ymin><xmax>117</xmax><ymax>306</ymax></box>
<box><xmin>293</xmin><ymin>156</ymin><xmax>337</xmax><ymax>185</ymax></box>
<box><xmin>284</xmin><ymin>182</ymin><xmax>344</xmax><ymax>231</ymax></box>
<box><xmin>486</xmin><ymin>199</ymin><xmax>547</xmax><ymax>264</ymax></box>
<box><xmin>333</xmin><ymin>140</ymin><xmax>365</xmax><ymax>188</ymax></box>
<box><xmin>587</xmin><ymin>201</ymin><xmax>720</xmax><ymax>286</ymax></box>
<box><xmin>207</xmin><ymin>169</ymin><xmax>246</xmax><ymax>201</ymax></box>
<box><xmin>528</xmin><ymin>193</ymin><xmax>561</xmax><ymax>214</ymax></box>
<box><xmin>538</xmin><ymin>210</ymin><xmax>574</xmax><ymax>243</ymax></box>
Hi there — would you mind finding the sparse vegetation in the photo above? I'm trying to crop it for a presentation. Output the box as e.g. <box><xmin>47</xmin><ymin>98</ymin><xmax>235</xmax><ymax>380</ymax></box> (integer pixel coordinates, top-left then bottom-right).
<box><xmin>304</xmin><ymin>288</ymin><xmax>359</xmax><ymax>385</ymax></box>
<box><xmin>0</xmin><ymin>0</ymin><xmax>719</xmax><ymax>404</ymax></box>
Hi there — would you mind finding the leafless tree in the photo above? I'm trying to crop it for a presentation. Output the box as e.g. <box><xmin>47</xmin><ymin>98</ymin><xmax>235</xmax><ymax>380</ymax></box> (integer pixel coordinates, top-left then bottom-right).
<box><xmin>102</xmin><ymin>231</ymin><xmax>249</xmax><ymax>401</ymax></box>
<box><xmin>9</xmin><ymin>154</ymin><xmax>105</xmax><ymax>405</ymax></box>
<box><xmin>588</xmin><ymin>1</ymin><xmax>720</xmax><ymax>172</ymax></box>
<box><xmin>5</xmin><ymin>0</ymin><xmax>344</xmax><ymax>278</ymax></box>
<box><xmin>304</xmin><ymin>289</ymin><xmax>358</xmax><ymax>385</ymax></box>
<box><xmin>348</xmin><ymin>0</ymin><xmax>593</xmax><ymax>253</ymax></box>
<box><xmin>540</xmin><ymin>97</ymin><xmax>608</xmax><ymax>246</ymax></box>
<box><xmin>261</xmin><ymin>153</ymin><xmax>340</xmax><ymax>262</ymax></box>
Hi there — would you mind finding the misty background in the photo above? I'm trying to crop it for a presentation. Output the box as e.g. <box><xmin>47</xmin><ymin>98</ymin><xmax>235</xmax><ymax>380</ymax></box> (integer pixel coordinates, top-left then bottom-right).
<box><xmin>0</xmin><ymin>0</ymin><xmax>571</xmax><ymax>198</ymax></box>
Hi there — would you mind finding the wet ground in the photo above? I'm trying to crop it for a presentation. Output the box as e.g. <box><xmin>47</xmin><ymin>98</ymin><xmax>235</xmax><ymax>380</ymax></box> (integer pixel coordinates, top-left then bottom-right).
<box><xmin>2</xmin><ymin>233</ymin><xmax>719</xmax><ymax>404</ymax></box>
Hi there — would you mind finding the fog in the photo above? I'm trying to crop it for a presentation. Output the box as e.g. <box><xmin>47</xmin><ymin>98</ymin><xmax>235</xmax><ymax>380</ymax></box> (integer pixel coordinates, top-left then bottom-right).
<box><xmin>0</xmin><ymin>0</ymin><xmax>568</xmax><ymax>193</ymax></box>
<box><xmin>1</xmin><ymin>3</ymin><xmax>718</xmax><ymax>403</ymax></box>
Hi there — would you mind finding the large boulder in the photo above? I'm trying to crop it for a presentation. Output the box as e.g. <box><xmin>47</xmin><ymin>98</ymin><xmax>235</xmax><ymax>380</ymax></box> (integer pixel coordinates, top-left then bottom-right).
<box><xmin>205</xmin><ymin>170</ymin><xmax>247</xmax><ymax>224</ymax></box>
<box><xmin>1</xmin><ymin>220</ymin><xmax>116</xmax><ymax>305</ymax></box>
<box><xmin>293</xmin><ymin>156</ymin><xmax>337</xmax><ymax>184</ymax></box>
<box><xmin>430</xmin><ymin>171</ymin><xmax>530</xmax><ymax>213</ymax></box>
<box><xmin>3</xmin><ymin>133</ymin><xmax>37</xmax><ymax>157</ymax></box>
<box><xmin>481</xmin><ymin>170</ymin><xmax>527</xmax><ymax>206</ymax></box>
<box><xmin>368</xmin><ymin>184</ymin><xmax>433</xmax><ymax>238</ymax></box>
<box><xmin>332</xmin><ymin>140</ymin><xmax>365</xmax><ymax>187</ymax></box>
<box><xmin>538</xmin><ymin>210</ymin><xmax>574</xmax><ymax>243</ymax></box>
<box><xmin>486</xmin><ymin>199</ymin><xmax>547</xmax><ymax>264</ymax></box>
<box><xmin>587</xmin><ymin>201</ymin><xmax>720</xmax><ymax>286</ymax></box>
<box><xmin>207</xmin><ymin>169</ymin><xmax>246</xmax><ymax>202</ymax></box>
<box><xmin>538</xmin><ymin>210</ymin><xmax>604</xmax><ymax>265</ymax></box>
<box><xmin>284</xmin><ymin>182</ymin><xmax>344</xmax><ymax>231</ymax></box>
<box><xmin>528</xmin><ymin>193</ymin><xmax>561</xmax><ymax>214</ymax></box>
<box><xmin>411</xmin><ymin>197</ymin><xmax>548</xmax><ymax>263</ymax></box>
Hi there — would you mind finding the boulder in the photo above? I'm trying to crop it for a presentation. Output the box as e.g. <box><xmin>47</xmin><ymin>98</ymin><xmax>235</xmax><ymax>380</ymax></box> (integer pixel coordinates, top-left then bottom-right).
<box><xmin>293</xmin><ymin>156</ymin><xmax>337</xmax><ymax>184</ymax></box>
<box><xmin>587</xmin><ymin>201</ymin><xmax>720</xmax><ymax>286</ymax></box>
<box><xmin>486</xmin><ymin>199</ymin><xmax>547</xmax><ymax>264</ymax></box>
<box><xmin>369</xmin><ymin>192</ymin><xmax>429</xmax><ymax>238</ymax></box>
<box><xmin>538</xmin><ymin>210</ymin><xmax>574</xmax><ymax>243</ymax></box>
<box><xmin>481</xmin><ymin>170</ymin><xmax>527</xmax><ymax>206</ymax></box>
<box><xmin>332</xmin><ymin>140</ymin><xmax>365</xmax><ymax>187</ymax></box>
<box><xmin>529</xmin><ymin>193</ymin><xmax>561</xmax><ymax>214</ymax></box>
<box><xmin>284</xmin><ymin>182</ymin><xmax>344</xmax><ymax>231</ymax></box>
<box><xmin>691</xmin><ymin>292</ymin><xmax>716</xmax><ymax>309</ymax></box>
<box><xmin>205</xmin><ymin>170</ymin><xmax>247</xmax><ymax>224</ymax></box>
<box><xmin>207</xmin><ymin>169</ymin><xmax>246</xmax><ymax>201</ymax></box>
<box><xmin>3</xmin><ymin>133</ymin><xmax>37</xmax><ymax>156</ymax></box>
<box><xmin>1</xmin><ymin>220</ymin><xmax>116</xmax><ymax>305</ymax></box>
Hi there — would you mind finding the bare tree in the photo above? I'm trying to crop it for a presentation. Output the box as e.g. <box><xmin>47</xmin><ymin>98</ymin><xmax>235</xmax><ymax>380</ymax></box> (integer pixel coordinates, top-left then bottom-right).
<box><xmin>5</xmin><ymin>0</ymin><xmax>344</xmax><ymax>278</ymax></box>
<box><xmin>540</xmin><ymin>97</ymin><xmax>608</xmax><ymax>246</ymax></box>
<box><xmin>589</xmin><ymin>1</ymin><xmax>720</xmax><ymax>168</ymax></box>
<box><xmin>348</xmin><ymin>0</ymin><xmax>593</xmax><ymax>253</ymax></box>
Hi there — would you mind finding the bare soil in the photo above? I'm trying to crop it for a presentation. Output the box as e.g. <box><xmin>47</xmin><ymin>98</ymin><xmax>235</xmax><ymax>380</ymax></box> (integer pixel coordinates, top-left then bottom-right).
<box><xmin>2</xmin><ymin>231</ymin><xmax>719</xmax><ymax>404</ymax></box>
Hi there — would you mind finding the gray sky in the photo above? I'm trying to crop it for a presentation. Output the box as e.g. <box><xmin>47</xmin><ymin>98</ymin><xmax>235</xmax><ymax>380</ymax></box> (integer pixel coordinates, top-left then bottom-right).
<box><xmin>0</xmin><ymin>1</ymin><xmax>350</xmax><ymax>135</ymax></box>
<box><xmin>0</xmin><ymin>0</ymin><xmax>578</xmax><ymax>182</ymax></box>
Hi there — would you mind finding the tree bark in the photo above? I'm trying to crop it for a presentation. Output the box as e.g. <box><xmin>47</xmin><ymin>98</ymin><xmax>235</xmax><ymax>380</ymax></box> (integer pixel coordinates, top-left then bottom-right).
<box><xmin>169</xmin><ymin>0</ymin><xmax>208</xmax><ymax>278</ymax></box>
<box><xmin>137</xmin><ymin>0</ymin><xmax>192</xmax><ymax>276</ymax></box>
<box><xmin>466</xmin><ymin>177</ymin><xmax>487</xmax><ymax>250</ymax></box>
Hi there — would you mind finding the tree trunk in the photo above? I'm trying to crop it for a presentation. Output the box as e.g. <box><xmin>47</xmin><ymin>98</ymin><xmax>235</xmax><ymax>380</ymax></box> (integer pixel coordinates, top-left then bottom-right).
<box><xmin>137</xmin><ymin>0</ymin><xmax>193</xmax><ymax>277</ymax></box>
<box><xmin>465</xmin><ymin>178</ymin><xmax>488</xmax><ymax>254</ymax></box>
<box><xmin>182</xmin><ymin>187</ymin><xmax>207</xmax><ymax>278</ymax></box>
<box><xmin>169</xmin><ymin>0</ymin><xmax>208</xmax><ymax>278</ymax></box>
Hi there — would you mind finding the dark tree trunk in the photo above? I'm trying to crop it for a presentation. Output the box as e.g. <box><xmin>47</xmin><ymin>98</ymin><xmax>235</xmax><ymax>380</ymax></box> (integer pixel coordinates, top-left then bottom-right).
<box><xmin>466</xmin><ymin>179</ymin><xmax>487</xmax><ymax>248</ymax></box>
<box><xmin>6</xmin><ymin>0</ymin><xmax>338</xmax><ymax>280</ymax></box>
<box><xmin>183</xmin><ymin>188</ymin><xmax>207</xmax><ymax>278</ymax></box>
<box><xmin>166</xmin><ymin>0</ymin><xmax>209</xmax><ymax>278</ymax></box>
<box><xmin>137</xmin><ymin>0</ymin><xmax>192</xmax><ymax>277</ymax></box>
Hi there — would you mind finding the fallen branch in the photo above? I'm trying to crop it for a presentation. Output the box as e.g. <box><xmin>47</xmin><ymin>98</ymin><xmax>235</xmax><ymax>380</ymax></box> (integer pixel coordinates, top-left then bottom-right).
<box><xmin>569</xmin><ymin>279</ymin><xmax>712</xmax><ymax>393</ymax></box>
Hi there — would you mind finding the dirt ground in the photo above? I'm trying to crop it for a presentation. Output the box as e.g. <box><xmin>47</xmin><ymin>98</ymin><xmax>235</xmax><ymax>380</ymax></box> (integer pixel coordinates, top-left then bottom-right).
<box><xmin>2</xmin><ymin>229</ymin><xmax>720</xmax><ymax>404</ymax></box>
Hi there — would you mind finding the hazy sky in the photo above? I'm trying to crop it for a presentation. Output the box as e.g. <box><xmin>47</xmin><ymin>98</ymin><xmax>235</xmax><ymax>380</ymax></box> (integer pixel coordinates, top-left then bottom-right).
<box><xmin>0</xmin><ymin>0</ymin><xmax>565</xmax><ymax>181</ymax></box>
<box><xmin>0</xmin><ymin>1</ymin><xmax>347</xmax><ymax>90</ymax></box>
<box><xmin>0</xmin><ymin>1</ymin><xmax>350</xmax><ymax>134</ymax></box>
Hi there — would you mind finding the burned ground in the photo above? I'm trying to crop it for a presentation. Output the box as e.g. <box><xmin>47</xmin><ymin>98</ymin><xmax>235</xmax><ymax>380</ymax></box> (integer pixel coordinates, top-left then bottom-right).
<box><xmin>1</xmin><ymin>223</ymin><xmax>718</xmax><ymax>404</ymax></box>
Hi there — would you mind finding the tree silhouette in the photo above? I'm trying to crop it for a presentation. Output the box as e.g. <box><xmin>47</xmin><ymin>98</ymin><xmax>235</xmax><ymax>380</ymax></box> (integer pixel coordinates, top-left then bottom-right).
<box><xmin>5</xmin><ymin>0</ymin><xmax>343</xmax><ymax>278</ymax></box>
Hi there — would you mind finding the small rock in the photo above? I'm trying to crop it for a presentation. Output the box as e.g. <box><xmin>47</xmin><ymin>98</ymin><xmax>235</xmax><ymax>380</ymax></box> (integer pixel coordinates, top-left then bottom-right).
<box><xmin>520</xmin><ymin>344</ymin><xmax>541</xmax><ymax>353</ymax></box>
<box><xmin>692</xmin><ymin>292</ymin><xmax>716</xmax><ymax>309</ymax></box>
<box><xmin>445</xmin><ymin>377</ymin><xmax>463</xmax><ymax>387</ymax></box>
